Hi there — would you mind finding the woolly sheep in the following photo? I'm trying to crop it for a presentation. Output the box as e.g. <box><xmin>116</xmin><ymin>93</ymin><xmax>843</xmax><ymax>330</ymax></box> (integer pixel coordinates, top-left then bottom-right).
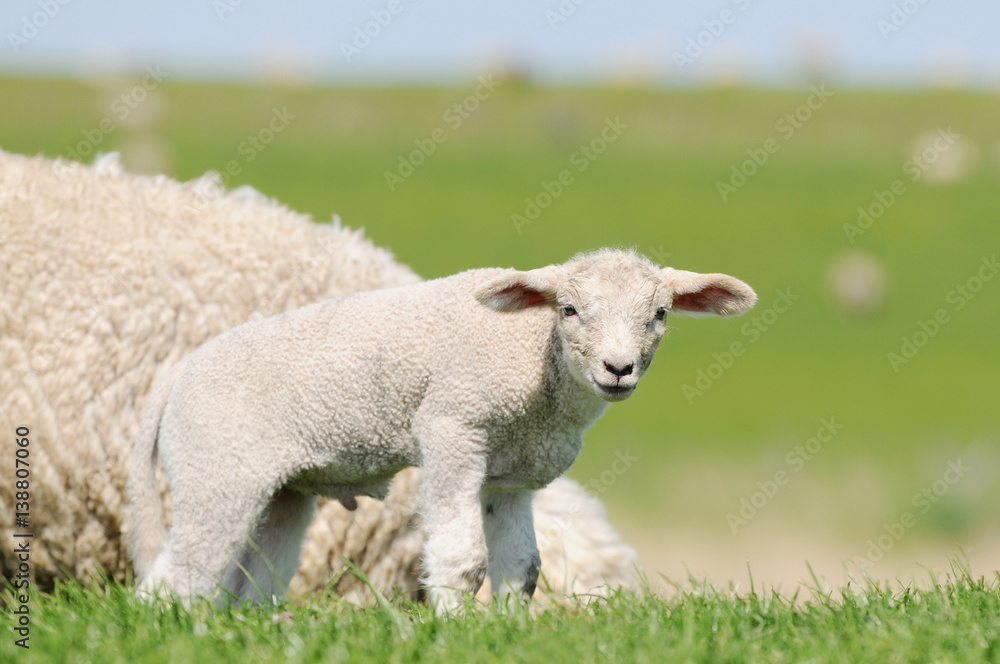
<box><xmin>130</xmin><ymin>248</ymin><xmax>756</xmax><ymax>612</ymax></box>
<box><xmin>0</xmin><ymin>149</ymin><xmax>639</xmax><ymax>601</ymax></box>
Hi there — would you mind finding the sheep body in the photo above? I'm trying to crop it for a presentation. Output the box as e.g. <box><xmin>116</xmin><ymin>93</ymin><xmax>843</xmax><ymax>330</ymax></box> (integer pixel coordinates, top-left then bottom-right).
<box><xmin>0</xmin><ymin>149</ymin><xmax>641</xmax><ymax>602</ymax></box>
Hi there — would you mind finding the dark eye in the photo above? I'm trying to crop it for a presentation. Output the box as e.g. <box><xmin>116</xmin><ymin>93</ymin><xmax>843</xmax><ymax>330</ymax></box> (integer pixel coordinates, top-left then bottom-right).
<box><xmin>562</xmin><ymin>304</ymin><xmax>578</xmax><ymax>317</ymax></box>
<box><xmin>655</xmin><ymin>307</ymin><xmax>667</xmax><ymax>321</ymax></box>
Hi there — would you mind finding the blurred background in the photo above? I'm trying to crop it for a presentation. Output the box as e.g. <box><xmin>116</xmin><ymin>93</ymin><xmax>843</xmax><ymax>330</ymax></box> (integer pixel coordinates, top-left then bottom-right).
<box><xmin>2</xmin><ymin>0</ymin><xmax>998</xmax><ymax>593</ymax></box>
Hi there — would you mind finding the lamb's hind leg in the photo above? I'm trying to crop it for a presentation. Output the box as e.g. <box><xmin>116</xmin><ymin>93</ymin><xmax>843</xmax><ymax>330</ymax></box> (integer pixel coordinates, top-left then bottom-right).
<box><xmin>222</xmin><ymin>488</ymin><xmax>318</xmax><ymax>605</ymax></box>
<box><xmin>154</xmin><ymin>479</ymin><xmax>274</xmax><ymax>605</ymax></box>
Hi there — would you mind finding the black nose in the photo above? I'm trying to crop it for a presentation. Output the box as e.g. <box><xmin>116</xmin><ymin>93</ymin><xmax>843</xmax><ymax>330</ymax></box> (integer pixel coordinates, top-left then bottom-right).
<box><xmin>604</xmin><ymin>361</ymin><xmax>633</xmax><ymax>377</ymax></box>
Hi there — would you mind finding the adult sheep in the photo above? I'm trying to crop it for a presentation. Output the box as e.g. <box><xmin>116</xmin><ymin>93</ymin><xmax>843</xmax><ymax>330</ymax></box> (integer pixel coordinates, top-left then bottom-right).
<box><xmin>0</xmin><ymin>149</ymin><xmax>637</xmax><ymax>602</ymax></box>
<box><xmin>130</xmin><ymin>249</ymin><xmax>757</xmax><ymax>612</ymax></box>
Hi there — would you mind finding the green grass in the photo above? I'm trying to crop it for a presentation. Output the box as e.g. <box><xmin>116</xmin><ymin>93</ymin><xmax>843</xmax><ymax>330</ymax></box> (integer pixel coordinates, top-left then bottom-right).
<box><xmin>6</xmin><ymin>565</ymin><xmax>1000</xmax><ymax>663</ymax></box>
<box><xmin>2</xmin><ymin>76</ymin><xmax>998</xmax><ymax>538</ymax></box>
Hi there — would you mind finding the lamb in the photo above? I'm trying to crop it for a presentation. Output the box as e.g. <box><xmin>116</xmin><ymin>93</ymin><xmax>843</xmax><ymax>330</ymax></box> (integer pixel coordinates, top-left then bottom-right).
<box><xmin>129</xmin><ymin>248</ymin><xmax>756</xmax><ymax>612</ymax></box>
<box><xmin>0</xmin><ymin>148</ymin><xmax>640</xmax><ymax>602</ymax></box>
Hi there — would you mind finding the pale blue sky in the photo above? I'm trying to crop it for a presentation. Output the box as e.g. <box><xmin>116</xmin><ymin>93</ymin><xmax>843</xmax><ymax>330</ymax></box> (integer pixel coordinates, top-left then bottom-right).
<box><xmin>2</xmin><ymin>0</ymin><xmax>998</xmax><ymax>86</ymax></box>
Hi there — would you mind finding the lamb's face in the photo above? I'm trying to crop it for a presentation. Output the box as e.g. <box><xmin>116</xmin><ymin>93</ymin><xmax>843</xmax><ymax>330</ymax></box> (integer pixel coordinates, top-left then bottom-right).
<box><xmin>553</xmin><ymin>259</ymin><xmax>668</xmax><ymax>402</ymax></box>
<box><xmin>476</xmin><ymin>249</ymin><xmax>758</xmax><ymax>403</ymax></box>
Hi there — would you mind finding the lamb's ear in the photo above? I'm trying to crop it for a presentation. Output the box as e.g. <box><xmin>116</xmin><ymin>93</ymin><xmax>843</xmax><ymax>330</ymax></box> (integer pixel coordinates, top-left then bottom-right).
<box><xmin>663</xmin><ymin>268</ymin><xmax>757</xmax><ymax>317</ymax></box>
<box><xmin>476</xmin><ymin>265</ymin><xmax>564</xmax><ymax>311</ymax></box>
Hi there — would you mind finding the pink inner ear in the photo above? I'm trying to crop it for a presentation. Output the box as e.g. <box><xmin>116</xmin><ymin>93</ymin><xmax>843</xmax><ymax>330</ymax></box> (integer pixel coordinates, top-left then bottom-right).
<box><xmin>673</xmin><ymin>286</ymin><xmax>734</xmax><ymax>313</ymax></box>
<box><xmin>496</xmin><ymin>285</ymin><xmax>548</xmax><ymax>308</ymax></box>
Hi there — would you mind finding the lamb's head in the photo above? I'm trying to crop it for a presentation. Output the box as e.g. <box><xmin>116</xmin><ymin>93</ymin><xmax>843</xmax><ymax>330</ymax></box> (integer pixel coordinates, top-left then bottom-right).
<box><xmin>477</xmin><ymin>249</ymin><xmax>757</xmax><ymax>402</ymax></box>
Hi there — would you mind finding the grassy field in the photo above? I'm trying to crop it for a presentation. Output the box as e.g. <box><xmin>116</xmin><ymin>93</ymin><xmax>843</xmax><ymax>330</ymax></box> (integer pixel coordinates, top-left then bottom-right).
<box><xmin>3</xmin><ymin>75</ymin><xmax>1000</xmax><ymax>643</ymax></box>
<box><xmin>6</xmin><ymin>565</ymin><xmax>1000</xmax><ymax>663</ymax></box>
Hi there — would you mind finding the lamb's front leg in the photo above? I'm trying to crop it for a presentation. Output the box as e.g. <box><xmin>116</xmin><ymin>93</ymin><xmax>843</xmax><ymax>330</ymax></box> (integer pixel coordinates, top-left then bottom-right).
<box><xmin>417</xmin><ymin>420</ymin><xmax>489</xmax><ymax>615</ymax></box>
<box><xmin>481</xmin><ymin>488</ymin><xmax>540</xmax><ymax>608</ymax></box>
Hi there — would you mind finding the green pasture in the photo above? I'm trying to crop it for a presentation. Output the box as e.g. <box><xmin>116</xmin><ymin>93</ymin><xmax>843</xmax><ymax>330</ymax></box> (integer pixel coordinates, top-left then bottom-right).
<box><xmin>6</xmin><ymin>567</ymin><xmax>1000</xmax><ymax>663</ymax></box>
<box><xmin>2</xmin><ymin>75</ymin><xmax>998</xmax><ymax>542</ymax></box>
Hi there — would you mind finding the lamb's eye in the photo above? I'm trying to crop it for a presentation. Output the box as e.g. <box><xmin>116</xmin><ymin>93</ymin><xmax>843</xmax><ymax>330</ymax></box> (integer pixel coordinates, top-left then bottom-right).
<box><xmin>655</xmin><ymin>307</ymin><xmax>667</xmax><ymax>321</ymax></box>
<box><xmin>562</xmin><ymin>304</ymin><xmax>578</xmax><ymax>317</ymax></box>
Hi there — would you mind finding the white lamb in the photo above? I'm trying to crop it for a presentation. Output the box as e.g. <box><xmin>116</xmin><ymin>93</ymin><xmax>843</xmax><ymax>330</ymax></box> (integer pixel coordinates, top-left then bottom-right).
<box><xmin>129</xmin><ymin>248</ymin><xmax>756</xmax><ymax>612</ymax></box>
